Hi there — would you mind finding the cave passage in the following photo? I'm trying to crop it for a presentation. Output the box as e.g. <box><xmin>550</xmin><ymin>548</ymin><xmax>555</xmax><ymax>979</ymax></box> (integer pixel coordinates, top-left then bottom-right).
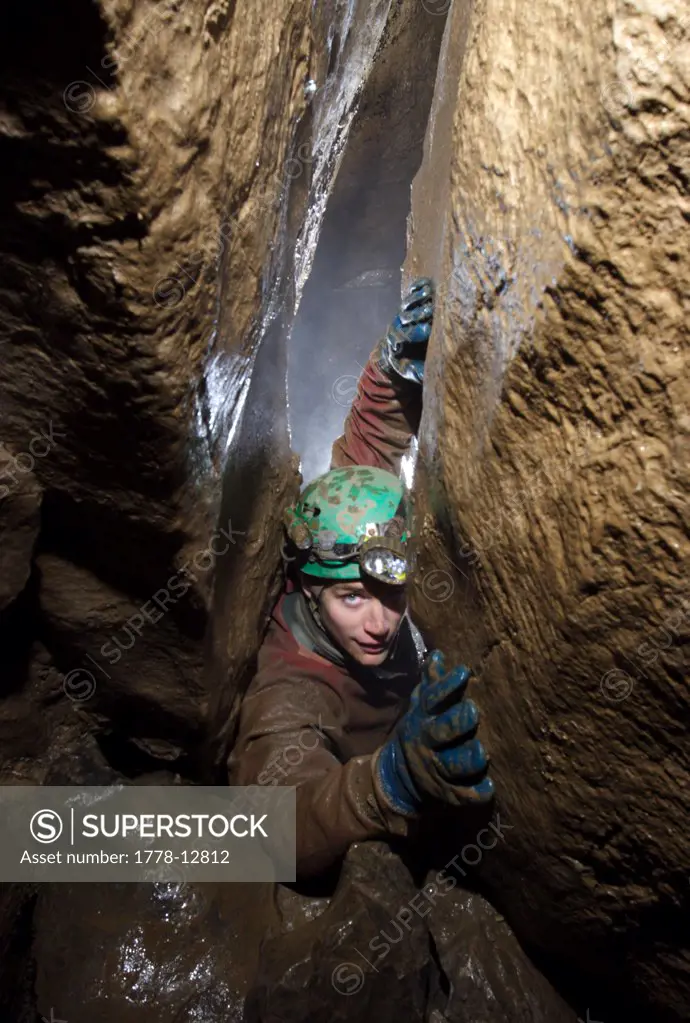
<box><xmin>287</xmin><ymin>50</ymin><xmax>440</xmax><ymax>481</ymax></box>
<box><xmin>1</xmin><ymin>0</ymin><xmax>686</xmax><ymax>1020</ymax></box>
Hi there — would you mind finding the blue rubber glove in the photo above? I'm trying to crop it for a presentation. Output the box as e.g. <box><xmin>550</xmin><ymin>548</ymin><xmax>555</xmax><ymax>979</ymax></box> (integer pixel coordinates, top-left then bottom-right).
<box><xmin>375</xmin><ymin>649</ymin><xmax>494</xmax><ymax>815</ymax></box>
<box><xmin>381</xmin><ymin>277</ymin><xmax>434</xmax><ymax>385</ymax></box>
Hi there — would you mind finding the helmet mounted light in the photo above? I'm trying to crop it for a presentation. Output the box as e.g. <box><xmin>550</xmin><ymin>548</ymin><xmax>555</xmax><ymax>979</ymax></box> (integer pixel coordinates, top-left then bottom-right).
<box><xmin>285</xmin><ymin>514</ymin><xmax>409</xmax><ymax>585</ymax></box>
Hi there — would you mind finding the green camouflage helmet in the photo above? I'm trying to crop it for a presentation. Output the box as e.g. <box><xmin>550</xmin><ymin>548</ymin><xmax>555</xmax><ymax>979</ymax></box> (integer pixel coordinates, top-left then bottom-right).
<box><xmin>283</xmin><ymin>466</ymin><xmax>410</xmax><ymax>584</ymax></box>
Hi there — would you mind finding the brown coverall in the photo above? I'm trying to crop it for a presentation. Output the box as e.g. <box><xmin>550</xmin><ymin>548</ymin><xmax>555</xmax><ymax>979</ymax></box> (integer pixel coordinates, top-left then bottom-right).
<box><xmin>227</xmin><ymin>339</ymin><xmax>426</xmax><ymax>878</ymax></box>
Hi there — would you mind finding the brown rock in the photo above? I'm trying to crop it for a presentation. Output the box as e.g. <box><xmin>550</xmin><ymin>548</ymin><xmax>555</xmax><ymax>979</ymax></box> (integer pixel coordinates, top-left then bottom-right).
<box><xmin>37</xmin><ymin>552</ymin><xmax>205</xmax><ymax>749</ymax></box>
<box><xmin>406</xmin><ymin>1</ymin><xmax>690</xmax><ymax>1020</ymax></box>
<box><xmin>426</xmin><ymin>887</ymin><xmax>578</xmax><ymax>1023</ymax></box>
<box><xmin>33</xmin><ymin>879</ymin><xmax>278</xmax><ymax>1023</ymax></box>
<box><xmin>0</xmin><ymin>445</ymin><xmax>41</xmax><ymax>612</ymax></box>
<box><xmin>246</xmin><ymin>842</ymin><xmax>432</xmax><ymax>1023</ymax></box>
<box><xmin>1</xmin><ymin>0</ymin><xmax>407</xmax><ymax>780</ymax></box>
<box><xmin>31</xmin><ymin>843</ymin><xmax>583</xmax><ymax>1023</ymax></box>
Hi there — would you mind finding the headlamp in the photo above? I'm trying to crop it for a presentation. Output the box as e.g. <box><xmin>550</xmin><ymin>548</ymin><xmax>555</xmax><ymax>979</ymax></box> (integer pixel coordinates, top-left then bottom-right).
<box><xmin>307</xmin><ymin>532</ymin><xmax>409</xmax><ymax>586</ymax></box>
<box><xmin>358</xmin><ymin>535</ymin><xmax>408</xmax><ymax>585</ymax></box>
<box><xmin>284</xmin><ymin>507</ymin><xmax>410</xmax><ymax>585</ymax></box>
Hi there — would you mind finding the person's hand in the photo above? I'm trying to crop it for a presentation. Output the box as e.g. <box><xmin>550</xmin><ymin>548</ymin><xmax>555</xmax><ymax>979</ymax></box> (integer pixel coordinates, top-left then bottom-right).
<box><xmin>374</xmin><ymin>649</ymin><xmax>493</xmax><ymax>814</ymax></box>
<box><xmin>382</xmin><ymin>277</ymin><xmax>434</xmax><ymax>385</ymax></box>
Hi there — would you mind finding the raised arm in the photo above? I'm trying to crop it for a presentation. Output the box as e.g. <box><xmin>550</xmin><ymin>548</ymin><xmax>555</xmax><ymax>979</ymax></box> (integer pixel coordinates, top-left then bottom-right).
<box><xmin>330</xmin><ymin>278</ymin><xmax>434</xmax><ymax>475</ymax></box>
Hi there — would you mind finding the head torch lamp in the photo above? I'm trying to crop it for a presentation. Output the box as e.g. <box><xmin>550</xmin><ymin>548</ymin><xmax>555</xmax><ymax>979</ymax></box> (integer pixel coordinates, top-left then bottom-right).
<box><xmin>286</xmin><ymin>516</ymin><xmax>409</xmax><ymax>586</ymax></box>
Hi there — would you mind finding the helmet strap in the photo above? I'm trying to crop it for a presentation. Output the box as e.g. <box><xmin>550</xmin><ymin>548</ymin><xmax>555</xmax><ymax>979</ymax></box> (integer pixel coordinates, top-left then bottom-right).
<box><xmin>305</xmin><ymin>589</ymin><xmax>326</xmax><ymax>632</ymax></box>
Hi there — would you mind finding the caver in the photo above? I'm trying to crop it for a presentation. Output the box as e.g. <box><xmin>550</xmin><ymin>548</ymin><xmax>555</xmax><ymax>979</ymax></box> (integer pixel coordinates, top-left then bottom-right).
<box><xmin>228</xmin><ymin>279</ymin><xmax>494</xmax><ymax>879</ymax></box>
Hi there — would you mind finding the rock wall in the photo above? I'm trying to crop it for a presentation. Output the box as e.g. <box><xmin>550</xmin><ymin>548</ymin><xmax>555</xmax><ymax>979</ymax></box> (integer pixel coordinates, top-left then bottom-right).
<box><xmin>0</xmin><ymin>0</ymin><xmax>404</xmax><ymax>783</ymax></box>
<box><xmin>0</xmin><ymin>0</ymin><xmax>311</xmax><ymax>780</ymax></box>
<box><xmin>3</xmin><ymin>0</ymin><xmax>688</xmax><ymax>1019</ymax></box>
<box><xmin>407</xmin><ymin>1</ymin><xmax>689</xmax><ymax>1020</ymax></box>
<box><xmin>288</xmin><ymin>1</ymin><xmax>445</xmax><ymax>482</ymax></box>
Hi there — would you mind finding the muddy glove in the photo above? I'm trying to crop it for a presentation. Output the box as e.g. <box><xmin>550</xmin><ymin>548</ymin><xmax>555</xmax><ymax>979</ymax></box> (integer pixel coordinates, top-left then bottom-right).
<box><xmin>375</xmin><ymin>649</ymin><xmax>494</xmax><ymax>815</ymax></box>
<box><xmin>379</xmin><ymin>277</ymin><xmax>434</xmax><ymax>385</ymax></box>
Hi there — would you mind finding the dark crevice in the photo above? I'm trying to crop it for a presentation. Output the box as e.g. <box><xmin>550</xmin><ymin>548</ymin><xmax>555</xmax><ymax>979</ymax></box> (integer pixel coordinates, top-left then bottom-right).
<box><xmin>94</xmin><ymin>729</ymin><xmax>198</xmax><ymax>781</ymax></box>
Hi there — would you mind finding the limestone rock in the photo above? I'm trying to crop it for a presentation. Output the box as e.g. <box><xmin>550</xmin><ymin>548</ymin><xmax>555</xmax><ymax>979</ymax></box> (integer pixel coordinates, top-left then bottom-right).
<box><xmin>37</xmin><ymin>552</ymin><xmax>205</xmax><ymax>750</ymax></box>
<box><xmin>0</xmin><ymin>0</ymin><xmax>407</xmax><ymax>780</ymax></box>
<box><xmin>246</xmin><ymin>842</ymin><xmax>431</xmax><ymax>1023</ymax></box>
<box><xmin>406</xmin><ymin>1</ymin><xmax>690</xmax><ymax>1019</ymax></box>
<box><xmin>0</xmin><ymin>444</ymin><xmax>41</xmax><ymax>612</ymax></box>
<box><xmin>32</xmin><ymin>842</ymin><xmax>584</xmax><ymax>1023</ymax></box>
<box><xmin>426</xmin><ymin>887</ymin><xmax>578</xmax><ymax>1023</ymax></box>
<box><xmin>0</xmin><ymin>0</ymin><xmax>319</xmax><ymax>774</ymax></box>
<box><xmin>33</xmin><ymin>879</ymin><xmax>278</xmax><ymax>1023</ymax></box>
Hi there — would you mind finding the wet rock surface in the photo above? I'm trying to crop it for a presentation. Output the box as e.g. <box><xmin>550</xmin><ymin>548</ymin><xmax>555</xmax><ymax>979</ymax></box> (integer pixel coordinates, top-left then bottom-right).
<box><xmin>0</xmin><ymin>0</ymin><xmax>686</xmax><ymax>1019</ymax></box>
<box><xmin>0</xmin><ymin>0</ymin><xmax>316</xmax><ymax>779</ymax></box>
<box><xmin>0</xmin><ymin>0</ymin><xmax>416</xmax><ymax>782</ymax></box>
<box><xmin>406</xmin><ymin>1</ymin><xmax>690</xmax><ymax>1019</ymax></box>
<box><xmin>33</xmin><ymin>880</ymin><xmax>276</xmax><ymax>1023</ymax></box>
<box><xmin>426</xmin><ymin>888</ymin><xmax>577</xmax><ymax>1023</ymax></box>
<box><xmin>32</xmin><ymin>842</ymin><xmax>575</xmax><ymax>1023</ymax></box>
<box><xmin>288</xmin><ymin>0</ymin><xmax>445</xmax><ymax>481</ymax></box>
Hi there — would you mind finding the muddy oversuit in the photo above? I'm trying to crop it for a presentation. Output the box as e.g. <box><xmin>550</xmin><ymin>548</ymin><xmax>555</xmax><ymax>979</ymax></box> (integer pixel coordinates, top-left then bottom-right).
<box><xmin>227</xmin><ymin>337</ymin><xmax>428</xmax><ymax>878</ymax></box>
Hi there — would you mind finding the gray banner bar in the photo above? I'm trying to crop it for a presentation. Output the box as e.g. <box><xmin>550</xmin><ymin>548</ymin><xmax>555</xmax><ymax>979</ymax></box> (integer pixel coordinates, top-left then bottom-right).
<box><xmin>0</xmin><ymin>785</ymin><xmax>295</xmax><ymax>882</ymax></box>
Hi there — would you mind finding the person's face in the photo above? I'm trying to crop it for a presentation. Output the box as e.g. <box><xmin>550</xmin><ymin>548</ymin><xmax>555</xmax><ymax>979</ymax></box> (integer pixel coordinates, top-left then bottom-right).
<box><xmin>302</xmin><ymin>575</ymin><xmax>407</xmax><ymax>666</ymax></box>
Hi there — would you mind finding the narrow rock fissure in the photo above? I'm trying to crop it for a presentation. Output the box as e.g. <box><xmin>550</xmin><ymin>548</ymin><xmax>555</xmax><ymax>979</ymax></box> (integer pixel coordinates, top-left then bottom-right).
<box><xmin>0</xmin><ymin>1</ymin><xmax>687</xmax><ymax>1021</ymax></box>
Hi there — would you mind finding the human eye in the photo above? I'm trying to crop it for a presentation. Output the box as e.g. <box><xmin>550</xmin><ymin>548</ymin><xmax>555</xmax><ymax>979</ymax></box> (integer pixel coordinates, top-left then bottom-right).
<box><xmin>342</xmin><ymin>592</ymin><xmax>363</xmax><ymax>606</ymax></box>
